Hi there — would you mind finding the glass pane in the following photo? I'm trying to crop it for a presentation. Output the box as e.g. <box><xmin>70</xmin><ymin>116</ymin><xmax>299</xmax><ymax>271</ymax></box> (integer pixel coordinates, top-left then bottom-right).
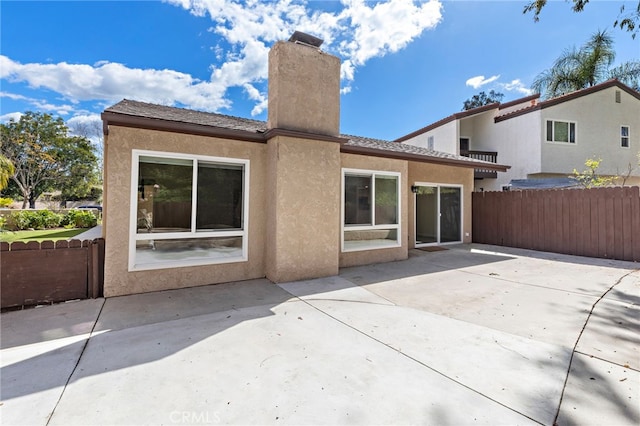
<box><xmin>135</xmin><ymin>236</ymin><xmax>243</xmax><ymax>266</ymax></box>
<box><xmin>440</xmin><ymin>187</ymin><xmax>461</xmax><ymax>243</ymax></box>
<box><xmin>375</xmin><ymin>175</ymin><xmax>398</xmax><ymax>225</ymax></box>
<box><xmin>621</xmin><ymin>127</ymin><xmax>629</xmax><ymax>137</ymax></box>
<box><xmin>415</xmin><ymin>186</ymin><xmax>437</xmax><ymax>244</ymax></box>
<box><xmin>344</xmin><ymin>175</ymin><xmax>371</xmax><ymax>225</ymax></box>
<box><xmin>344</xmin><ymin>229</ymin><xmax>398</xmax><ymax>251</ymax></box>
<box><xmin>137</xmin><ymin>157</ymin><xmax>192</xmax><ymax>234</ymax></box>
<box><xmin>196</xmin><ymin>162</ymin><xmax>244</xmax><ymax>231</ymax></box>
<box><xmin>554</xmin><ymin>121</ymin><xmax>569</xmax><ymax>142</ymax></box>
<box><xmin>569</xmin><ymin>122</ymin><xmax>576</xmax><ymax>143</ymax></box>
<box><xmin>546</xmin><ymin>121</ymin><xmax>553</xmax><ymax>141</ymax></box>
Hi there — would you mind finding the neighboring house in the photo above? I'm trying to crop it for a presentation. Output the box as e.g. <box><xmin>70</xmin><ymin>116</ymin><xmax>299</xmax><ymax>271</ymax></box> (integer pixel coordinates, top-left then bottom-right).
<box><xmin>100</xmin><ymin>33</ymin><xmax>508</xmax><ymax>297</ymax></box>
<box><xmin>397</xmin><ymin>80</ymin><xmax>640</xmax><ymax>191</ymax></box>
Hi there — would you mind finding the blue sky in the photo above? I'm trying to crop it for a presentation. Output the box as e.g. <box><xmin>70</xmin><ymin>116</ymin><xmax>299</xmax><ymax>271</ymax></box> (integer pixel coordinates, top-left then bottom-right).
<box><xmin>1</xmin><ymin>0</ymin><xmax>639</xmax><ymax>141</ymax></box>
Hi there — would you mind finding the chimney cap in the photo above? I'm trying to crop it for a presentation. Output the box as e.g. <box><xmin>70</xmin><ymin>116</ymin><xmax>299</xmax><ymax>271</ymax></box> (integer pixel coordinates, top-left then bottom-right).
<box><xmin>288</xmin><ymin>31</ymin><xmax>323</xmax><ymax>48</ymax></box>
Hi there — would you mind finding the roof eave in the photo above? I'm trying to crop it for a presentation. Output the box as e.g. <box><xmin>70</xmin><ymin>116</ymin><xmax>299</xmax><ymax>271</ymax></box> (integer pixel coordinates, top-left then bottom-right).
<box><xmin>101</xmin><ymin>111</ymin><xmax>266</xmax><ymax>143</ymax></box>
<box><xmin>341</xmin><ymin>144</ymin><xmax>510</xmax><ymax>172</ymax></box>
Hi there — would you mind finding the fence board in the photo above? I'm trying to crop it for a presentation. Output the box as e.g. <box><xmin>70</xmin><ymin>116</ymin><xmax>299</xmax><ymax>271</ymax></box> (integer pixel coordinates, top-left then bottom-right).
<box><xmin>631</xmin><ymin>186</ymin><xmax>640</xmax><ymax>261</ymax></box>
<box><xmin>472</xmin><ymin>187</ymin><xmax>640</xmax><ymax>262</ymax></box>
<box><xmin>1</xmin><ymin>238</ymin><xmax>104</xmax><ymax>309</ymax></box>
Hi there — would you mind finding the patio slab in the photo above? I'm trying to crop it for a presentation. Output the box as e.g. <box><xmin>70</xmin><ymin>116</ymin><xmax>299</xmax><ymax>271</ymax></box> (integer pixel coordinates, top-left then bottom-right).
<box><xmin>1</xmin><ymin>244</ymin><xmax>638</xmax><ymax>425</ymax></box>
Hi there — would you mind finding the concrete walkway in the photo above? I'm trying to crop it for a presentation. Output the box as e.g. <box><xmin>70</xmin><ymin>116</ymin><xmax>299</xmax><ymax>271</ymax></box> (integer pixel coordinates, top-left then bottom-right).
<box><xmin>1</xmin><ymin>244</ymin><xmax>638</xmax><ymax>425</ymax></box>
<box><xmin>72</xmin><ymin>225</ymin><xmax>102</xmax><ymax>240</ymax></box>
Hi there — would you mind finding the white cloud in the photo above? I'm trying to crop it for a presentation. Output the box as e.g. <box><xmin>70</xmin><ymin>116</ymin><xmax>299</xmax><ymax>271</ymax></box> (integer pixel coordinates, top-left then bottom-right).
<box><xmin>1</xmin><ymin>1</ymin><xmax>443</xmax><ymax>115</ymax></box>
<box><xmin>0</xmin><ymin>91</ymin><xmax>76</xmax><ymax>115</ymax></box>
<box><xmin>1</xmin><ymin>56</ymin><xmax>230</xmax><ymax>112</ymax></box>
<box><xmin>0</xmin><ymin>112</ymin><xmax>23</xmax><ymax>123</ymax></box>
<box><xmin>465</xmin><ymin>75</ymin><xmax>500</xmax><ymax>89</ymax></box>
<box><xmin>500</xmin><ymin>79</ymin><xmax>533</xmax><ymax>95</ymax></box>
<box><xmin>67</xmin><ymin>114</ymin><xmax>104</xmax><ymax>145</ymax></box>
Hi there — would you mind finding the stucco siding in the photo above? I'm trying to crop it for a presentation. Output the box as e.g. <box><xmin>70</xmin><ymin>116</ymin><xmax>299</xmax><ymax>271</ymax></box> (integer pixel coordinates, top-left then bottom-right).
<box><xmin>541</xmin><ymin>87</ymin><xmax>640</xmax><ymax>176</ymax></box>
<box><xmin>403</xmin><ymin>120</ymin><xmax>458</xmax><ymax>154</ymax></box>
<box><xmin>478</xmin><ymin>111</ymin><xmax>543</xmax><ymax>191</ymax></box>
<box><xmin>339</xmin><ymin>153</ymin><xmax>409</xmax><ymax>268</ymax></box>
<box><xmin>265</xmin><ymin>136</ymin><xmax>341</xmax><ymax>282</ymax></box>
<box><xmin>103</xmin><ymin>126</ymin><xmax>268</xmax><ymax>297</ymax></box>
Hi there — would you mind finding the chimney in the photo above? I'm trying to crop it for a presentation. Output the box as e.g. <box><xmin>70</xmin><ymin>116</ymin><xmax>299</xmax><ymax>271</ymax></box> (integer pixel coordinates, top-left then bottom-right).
<box><xmin>267</xmin><ymin>31</ymin><xmax>341</xmax><ymax>137</ymax></box>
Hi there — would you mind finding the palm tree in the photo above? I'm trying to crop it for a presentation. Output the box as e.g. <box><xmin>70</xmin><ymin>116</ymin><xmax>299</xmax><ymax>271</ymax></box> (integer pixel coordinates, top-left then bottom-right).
<box><xmin>532</xmin><ymin>30</ymin><xmax>640</xmax><ymax>98</ymax></box>
<box><xmin>0</xmin><ymin>154</ymin><xmax>15</xmax><ymax>191</ymax></box>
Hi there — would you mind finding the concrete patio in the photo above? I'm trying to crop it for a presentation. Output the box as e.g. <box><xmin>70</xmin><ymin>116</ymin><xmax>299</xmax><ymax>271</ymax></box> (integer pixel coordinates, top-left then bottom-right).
<box><xmin>1</xmin><ymin>244</ymin><xmax>638</xmax><ymax>425</ymax></box>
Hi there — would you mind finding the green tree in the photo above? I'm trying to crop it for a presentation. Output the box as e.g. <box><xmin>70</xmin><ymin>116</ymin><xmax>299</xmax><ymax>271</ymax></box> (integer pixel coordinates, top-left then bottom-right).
<box><xmin>0</xmin><ymin>112</ymin><xmax>99</xmax><ymax>208</ymax></box>
<box><xmin>571</xmin><ymin>157</ymin><xmax>615</xmax><ymax>188</ymax></box>
<box><xmin>0</xmin><ymin>154</ymin><xmax>15</xmax><ymax>191</ymax></box>
<box><xmin>462</xmin><ymin>90</ymin><xmax>504</xmax><ymax>111</ymax></box>
<box><xmin>532</xmin><ymin>30</ymin><xmax>640</xmax><ymax>99</ymax></box>
<box><xmin>524</xmin><ymin>0</ymin><xmax>640</xmax><ymax>38</ymax></box>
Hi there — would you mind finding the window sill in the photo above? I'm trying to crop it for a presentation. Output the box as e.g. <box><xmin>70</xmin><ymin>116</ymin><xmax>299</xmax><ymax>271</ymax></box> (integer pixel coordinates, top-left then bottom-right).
<box><xmin>342</xmin><ymin>239</ymin><xmax>401</xmax><ymax>253</ymax></box>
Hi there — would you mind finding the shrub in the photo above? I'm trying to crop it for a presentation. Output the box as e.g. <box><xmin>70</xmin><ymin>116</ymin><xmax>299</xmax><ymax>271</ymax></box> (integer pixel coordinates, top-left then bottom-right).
<box><xmin>6</xmin><ymin>209</ymin><xmax>63</xmax><ymax>230</ymax></box>
<box><xmin>62</xmin><ymin>209</ymin><xmax>98</xmax><ymax>228</ymax></box>
<box><xmin>0</xmin><ymin>197</ymin><xmax>13</xmax><ymax>208</ymax></box>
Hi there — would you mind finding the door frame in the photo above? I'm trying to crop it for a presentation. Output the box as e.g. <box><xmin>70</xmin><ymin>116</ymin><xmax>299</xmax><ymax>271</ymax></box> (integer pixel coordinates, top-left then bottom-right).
<box><xmin>413</xmin><ymin>182</ymin><xmax>464</xmax><ymax>247</ymax></box>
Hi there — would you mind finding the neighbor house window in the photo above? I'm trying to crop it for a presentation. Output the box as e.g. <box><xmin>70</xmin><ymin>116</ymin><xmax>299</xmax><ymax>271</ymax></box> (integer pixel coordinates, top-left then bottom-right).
<box><xmin>130</xmin><ymin>150</ymin><xmax>249</xmax><ymax>271</ymax></box>
<box><xmin>546</xmin><ymin>120</ymin><xmax>576</xmax><ymax>143</ymax></box>
<box><xmin>342</xmin><ymin>169</ymin><xmax>400</xmax><ymax>252</ymax></box>
<box><xmin>621</xmin><ymin>126</ymin><xmax>630</xmax><ymax>148</ymax></box>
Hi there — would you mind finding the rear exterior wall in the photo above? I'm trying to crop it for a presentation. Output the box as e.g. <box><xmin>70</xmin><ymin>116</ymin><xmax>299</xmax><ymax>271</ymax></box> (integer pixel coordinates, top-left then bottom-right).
<box><xmin>408</xmin><ymin>162</ymin><xmax>474</xmax><ymax>247</ymax></box>
<box><xmin>103</xmin><ymin>126</ymin><xmax>268</xmax><ymax>297</ymax></box>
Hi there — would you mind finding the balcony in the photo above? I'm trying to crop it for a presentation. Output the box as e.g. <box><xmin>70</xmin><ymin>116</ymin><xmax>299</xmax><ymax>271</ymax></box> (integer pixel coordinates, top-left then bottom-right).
<box><xmin>460</xmin><ymin>150</ymin><xmax>498</xmax><ymax>179</ymax></box>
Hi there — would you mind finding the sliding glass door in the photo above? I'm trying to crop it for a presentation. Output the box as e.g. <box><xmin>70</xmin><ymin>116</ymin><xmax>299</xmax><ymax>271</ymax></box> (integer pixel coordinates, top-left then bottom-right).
<box><xmin>415</xmin><ymin>184</ymin><xmax>462</xmax><ymax>246</ymax></box>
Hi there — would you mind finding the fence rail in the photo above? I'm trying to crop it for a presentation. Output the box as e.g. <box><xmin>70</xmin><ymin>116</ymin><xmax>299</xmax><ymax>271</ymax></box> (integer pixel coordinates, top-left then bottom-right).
<box><xmin>1</xmin><ymin>238</ymin><xmax>104</xmax><ymax>310</ymax></box>
<box><xmin>472</xmin><ymin>187</ymin><xmax>640</xmax><ymax>262</ymax></box>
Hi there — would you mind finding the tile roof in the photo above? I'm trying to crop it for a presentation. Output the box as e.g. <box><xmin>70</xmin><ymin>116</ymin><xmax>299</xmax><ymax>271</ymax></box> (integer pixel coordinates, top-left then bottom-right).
<box><xmin>104</xmin><ymin>99</ymin><xmax>267</xmax><ymax>133</ymax></box>
<box><xmin>342</xmin><ymin>135</ymin><xmax>500</xmax><ymax>167</ymax></box>
<box><xmin>395</xmin><ymin>79</ymin><xmax>640</xmax><ymax>134</ymax></box>
<box><xmin>102</xmin><ymin>99</ymin><xmax>508</xmax><ymax>171</ymax></box>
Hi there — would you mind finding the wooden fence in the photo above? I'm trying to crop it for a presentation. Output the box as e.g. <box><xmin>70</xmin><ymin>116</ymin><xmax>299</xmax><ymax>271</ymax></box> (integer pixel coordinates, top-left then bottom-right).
<box><xmin>1</xmin><ymin>238</ymin><xmax>104</xmax><ymax>310</ymax></box>
<box><xmin>472</xmin><ymin>186</ymin><xmax>640</xmax><ymax>262</ymax></box>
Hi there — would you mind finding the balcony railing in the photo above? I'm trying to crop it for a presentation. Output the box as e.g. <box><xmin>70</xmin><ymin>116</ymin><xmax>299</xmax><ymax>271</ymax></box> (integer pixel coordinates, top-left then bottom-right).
<box><xmin>460</xmin><ymin>150</ymin><xmax>498</xmax><ymax>179</ymax></box>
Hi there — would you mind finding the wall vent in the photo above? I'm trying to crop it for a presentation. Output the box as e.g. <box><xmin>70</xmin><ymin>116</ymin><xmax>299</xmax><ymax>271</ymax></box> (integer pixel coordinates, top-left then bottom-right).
<box><xmin>615</xmin><ymin>90</ymin><xmax>621</xmax><ymax>103</ymax></box>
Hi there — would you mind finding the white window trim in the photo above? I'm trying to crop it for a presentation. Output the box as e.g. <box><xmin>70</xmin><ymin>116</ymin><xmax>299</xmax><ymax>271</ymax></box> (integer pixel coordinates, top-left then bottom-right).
<box><xmin>341</xmin><ymin>168</ymin><xmax>401</xmax><ymax>252</ymax></box>
<box><xmin>545</xmin><ymin>119</ymin><xmax>577</xmax><ymax>144</ymax></box>
<box><xmin>129</xmin><ymin>149</ymin><xmax>250</xmax><ymax>271</ymax></box>
<box><xmin>413</xmin><ymin>182</ymin><xmax>464</xmax><ymax>247</ymax></box>
<box><xmin>621</xmin><ymin>125</ymin><xmax>630</xmax><ymax>149</ymax></box>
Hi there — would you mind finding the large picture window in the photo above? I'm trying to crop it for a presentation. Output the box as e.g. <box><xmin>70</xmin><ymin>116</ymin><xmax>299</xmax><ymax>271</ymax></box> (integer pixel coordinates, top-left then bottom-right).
<box><xmin>546</xmin><ymin>120</ymin><xmax>576</xmax><ymax>144</ymax></box>
<box><xmin>130</xmin><ymin>150</ymin><xmax>248</xmax><ymax>270</ymax></box>
<box><xmin>342</xmin><ymin>169</ymin><xmax>400</xmax><ymax>252</ymax></box>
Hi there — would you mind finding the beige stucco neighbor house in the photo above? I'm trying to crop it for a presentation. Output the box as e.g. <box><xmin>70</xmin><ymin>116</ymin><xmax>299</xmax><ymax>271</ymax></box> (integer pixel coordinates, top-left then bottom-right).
<box><xmin>100</xmin><ymin>34</ymin><xmax>508</xmax><ymax>297</ymax></box>
<box><xmin>397</xmin><ymin>80</ymin><xmax>640</xmax><ymax>191</ymax></box>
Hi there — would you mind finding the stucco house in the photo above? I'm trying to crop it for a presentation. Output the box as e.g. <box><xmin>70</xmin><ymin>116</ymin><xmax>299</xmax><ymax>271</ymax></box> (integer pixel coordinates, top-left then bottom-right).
<box><xmin>396</xmin><ymin>80</ymin><xmax>640</xmax><ymax>191</ymax></box>
<box><xmin>100</xmin><ymin>33</ymin><xmax>507</xmax><ymax>297</ymax></box>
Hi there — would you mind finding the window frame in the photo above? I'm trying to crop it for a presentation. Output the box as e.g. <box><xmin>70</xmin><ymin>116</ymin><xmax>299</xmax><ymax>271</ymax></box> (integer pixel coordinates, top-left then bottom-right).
<box><xmin>341</xmin><ymin>168</ymin><xmax>401</xmax><ymax>252</ymax></box>
<box><xmin>621</xmin><ymin>125</ymin><xmax>630</xmax><ymax>148</ymax></box>
<box><xmin>129</xmin><ymin>149</ymin><xmax>250</xmax><ymax>271</ymax></box>
<box><xmin>545</xmin><ymin>119</ymin><xmax>577</xmax><ymax>144</ymax></box>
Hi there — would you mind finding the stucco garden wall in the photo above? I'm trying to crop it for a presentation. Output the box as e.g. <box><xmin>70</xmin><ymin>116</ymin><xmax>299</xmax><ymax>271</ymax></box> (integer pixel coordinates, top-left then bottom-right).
<box><xmin>103</xmin><ymin>126</ymin><xmax>268</xmax><ymax>297</ymax></box>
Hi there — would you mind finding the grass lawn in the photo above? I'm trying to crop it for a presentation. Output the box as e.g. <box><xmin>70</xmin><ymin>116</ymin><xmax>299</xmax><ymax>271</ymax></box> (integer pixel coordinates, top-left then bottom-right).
<box><xmin>0</xmin><ymin>228</ymin><xmax>90</xmax><ymax>243</ymax></box>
